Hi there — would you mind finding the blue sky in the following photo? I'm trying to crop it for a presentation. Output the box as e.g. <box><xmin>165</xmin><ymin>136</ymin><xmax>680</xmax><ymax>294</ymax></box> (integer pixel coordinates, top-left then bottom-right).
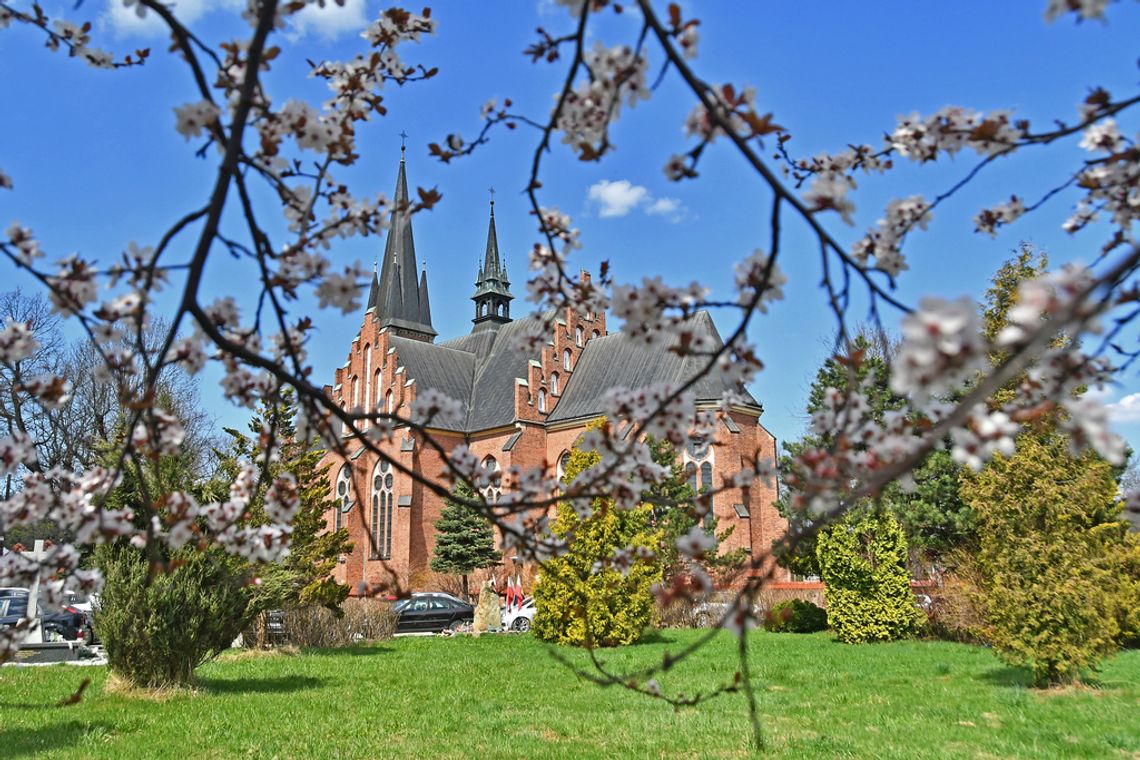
<box><xmin>2</xmin><ymin>1</ymin><xmax>1139</xmax><ymax>452</ymax></box>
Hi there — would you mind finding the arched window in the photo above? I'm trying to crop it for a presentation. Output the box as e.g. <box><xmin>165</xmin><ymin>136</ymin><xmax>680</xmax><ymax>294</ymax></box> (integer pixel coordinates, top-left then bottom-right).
<box><xmin>575</xmin><ymin>326</ymin><xmax>583</xmax><ymax>347</ymax></box>
<box><xmin>351</xmin><ymin>376</ymin><xmax>360</xmax><ymax>412</ymax></box>
<box><xmin>481</xmin><ymin>456</ymin><xmax>502</xmax><ymax>503</ymax></box>
<box><xmin>385</xmin><ymin>389</ymin><xmax>394</xmax><ymax>414</ymax></box>
<box><xmin>557</xmin><ymin>450</ymin><xmax>571</xmax><ymax>482</ymax></box>
<box><xmin>363</xmin><ymin>346</ymin><xmax>372</xmax><ymax>429</ymax></box>
<box><xmin>334</xmin><ymin>464</ymin><xmax>353</xmax><ymax>532</ymax></box>
<box><xmin>592</xmin><ymin>330</ymin><xmax>600</xmax><ymax>340</ymax></box>
<box><xmin>563</xmin><ymin>349</ymin><xmax>572</xmax><ymax>370</ymax></box>
<box><xmin>550</xmin><ymin>372</ymin><xmax>559</xmax><ymax>395</ymax></box>
<box><xmin>685</xmin><ymin>462</ymin><xmax>698</xmax><ymax>494</ymax></box>
<box><xmin>371</xmin><ymin>460</ymin><xmax>394</xmax><ymax>559</ymax></box>
<box><xmin>682</xmin><ymin>439</ymin><xmax>715</xmax><ymax>530</ymax></box>
<box><xmin>538</xmin><ymin>389</ymin><xmax>547</xmax><ymax>413</ymax></box>
<box><xmin>373</xmin><ymin>369</ymin><xmax>382</xmax><ymax>410</ymax></box>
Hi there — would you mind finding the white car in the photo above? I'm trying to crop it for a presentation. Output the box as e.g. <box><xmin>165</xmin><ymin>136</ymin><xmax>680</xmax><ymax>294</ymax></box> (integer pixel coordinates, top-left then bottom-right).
<box><xmin>501</xmin><ymin>597</ymin><xmax>536</xmax><ymax>632</ymax></box>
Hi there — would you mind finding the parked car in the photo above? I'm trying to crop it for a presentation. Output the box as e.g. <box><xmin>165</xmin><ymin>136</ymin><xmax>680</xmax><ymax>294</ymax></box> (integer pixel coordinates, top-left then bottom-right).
<box><xmin>394</xmin><ymin>593</ymin><xmax>475</xmax><ymax>633</ymax></box>
<box><xmin>501</xmin><ymin>597</ymin><xmax>536</xmax><ymax>632</ymax></box>
<box><xmin>62</xmin><ymin>590</ymin><xmax>99</xmax><ymax>643</ymax></box>
<box><xmin>0</xmin><ymin>587</ymin><xmax>88</xmax><ymax>642</ymax></box>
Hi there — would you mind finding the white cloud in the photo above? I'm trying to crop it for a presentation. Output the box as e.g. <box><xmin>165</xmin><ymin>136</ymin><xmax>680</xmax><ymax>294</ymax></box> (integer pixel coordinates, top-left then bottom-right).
<box><xmin>645</xmin><ymin>196</ymin><xmax>687</xmax><ymax>221</ymax></box>
<box><xmin>288</xmin><ymin>0</ymin><xmax>367</xmax><ymax>40</ymax></box>
<box><xmin>103</xmin><ymin>0</ymin><xmax>240</xmax><ymax>39</ymax></box>
<box><xmin>1105</xmin><ymin>392</ymin><xmax>1140</xmax><ymax>424</ymax></box>
<box><xmin>586</xmin><ymin>179</ymin><xmax>688</xmax><ymax>222</ymax></box>
<box><xmin>587</xmin><ymin>179</ymin><xmax>649</xmax><ymax>218</ymax></box>
<box><xmin>102</xmin><ymin>0</ymin><xmax>363</xmax><ymax>40</ymax></box>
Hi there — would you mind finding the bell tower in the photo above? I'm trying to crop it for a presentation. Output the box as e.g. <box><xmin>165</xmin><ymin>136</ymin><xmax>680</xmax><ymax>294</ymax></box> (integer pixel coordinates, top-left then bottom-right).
<box><xmin>471</xmin><ymin>194</ymin><xmax>513</xmax><ymax>331</ymax></box>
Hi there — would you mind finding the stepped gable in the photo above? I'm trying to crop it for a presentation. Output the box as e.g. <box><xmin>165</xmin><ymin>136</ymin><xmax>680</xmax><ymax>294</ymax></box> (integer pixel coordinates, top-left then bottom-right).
<box><xmin>547</xmin><ymin>311</ymin><xmax>760</xmax><ymax>424</ymax></box>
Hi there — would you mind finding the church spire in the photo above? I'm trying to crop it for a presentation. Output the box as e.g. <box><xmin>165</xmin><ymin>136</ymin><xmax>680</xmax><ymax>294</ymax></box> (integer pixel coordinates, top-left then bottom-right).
<box><xmin>471</xmin><ymin>193</ymin><xmax>513</xmax><ymax>332</ymax></box>
<box><xmin>419</xmin><ymin>263</ymin><xmax>432</xmax><ymax>327</ymax></box>
<box><xmin>373</xmin><ymin>142</ymin><xmax>436</xmax><ymax>341</ymax></box>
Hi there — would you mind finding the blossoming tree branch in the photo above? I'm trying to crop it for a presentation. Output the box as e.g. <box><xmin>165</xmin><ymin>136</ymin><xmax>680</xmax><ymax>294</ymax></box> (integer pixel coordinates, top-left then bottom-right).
<box><xmin>0</xmin><ymin>0</ymin><xmax>1137</xmax><ymax>744</ymax></box>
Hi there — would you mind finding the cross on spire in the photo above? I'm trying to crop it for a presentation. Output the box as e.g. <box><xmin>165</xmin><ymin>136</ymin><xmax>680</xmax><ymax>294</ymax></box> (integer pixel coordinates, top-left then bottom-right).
<box><xmin>399</xmin><ymin>130</ymin><xmax>408</xmax><ymax>154</ymax></box>
<box><xmin>488</xmin><ymin>186</ymin><xmax>496</xmax><ymax>215</ymax></box>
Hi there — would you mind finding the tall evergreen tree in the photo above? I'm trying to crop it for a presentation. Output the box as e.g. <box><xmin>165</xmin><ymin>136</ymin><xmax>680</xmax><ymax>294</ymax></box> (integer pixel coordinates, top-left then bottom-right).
<box><xmin>779</xmin><ymin>333</ymin><xmax>972</xmax><ymax>575</ymax></box>
<box><xmin>430</xmin><ymin>480</ymin><xmax>500</xmax><ymax>600</ymax></box>
<box><xmin>963</xmin><ymin>246</ymin><xmax>1132</xmax><ymax>685</ymax></box>
<box><xmin>217</xmin><ymin>388</ymin><xmax>352</xmax><ymax>615</ymax></box>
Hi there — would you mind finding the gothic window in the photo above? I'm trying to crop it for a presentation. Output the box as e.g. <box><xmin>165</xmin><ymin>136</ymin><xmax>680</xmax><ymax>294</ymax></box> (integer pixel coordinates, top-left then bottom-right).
<box><xmin>592</xmin><ymin>330</ymin><xmax>600</xmax><ymax>340</ymax></box>
<box><xmin>371</xmin><ymin>460</ymin><xmax>394</xmax><ymax>559</ymax></box>
<box><xmin>481</xmin><ymin>455</ymin><xmax>502</xmax><ymax>503</ymax></box>
<box><xmin>563</xmin><ymin>349</ymin><xmax>572</xmax><ymax>370</ymax></box>
<box><xmin>550</xmin><ymin>372</ymin><xmax>559</xmax><ymax>395</ymax></box>
<box><xmin>373</xmin><ymin>369</ymin><xmax>382</xmax><ymax>410</ymax></box>
<box><xmin>363</xmin><ymin>346</ymin><xmax>372</xmax><ymax>428</ymax></box>
<box><xmin>351</xmin><ymin>376</ymin><xmax>360</xmax><ymax>411</ymax></box>
<box><xmin>682</xmin><ymin>443</ymin><xmax>715</xmax><ymax>530</ymax></box>
<box><xmin>575</xmin><ymin>326</ymin><xmax>583</xmax><ymax>346</ymax></box>
<box><xmin>557</xmin><ymin>450</ymin><xmax>571</xmax><ymax>482</ymax></box>
<box><xmin>538</xmin><ymin>389</ymin><xmax>547</xmax><ymax>413</ymax></box>
<box><xmin>385</xmin><ymin>389</ymin><xmax>394</xmax><ymax>414</ymax></box>
<box><xmin>334</xmin><ymin>464</ymin><xmax>353</xmax><ymax>532</ymax></box>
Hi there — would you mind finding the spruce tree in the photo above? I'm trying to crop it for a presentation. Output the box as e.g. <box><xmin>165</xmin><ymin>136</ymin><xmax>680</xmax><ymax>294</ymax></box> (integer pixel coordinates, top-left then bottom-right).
<box><xmin>430</xmin><ymin>480</ymin><xmax>500</xmax><ymax>600</ymax></box>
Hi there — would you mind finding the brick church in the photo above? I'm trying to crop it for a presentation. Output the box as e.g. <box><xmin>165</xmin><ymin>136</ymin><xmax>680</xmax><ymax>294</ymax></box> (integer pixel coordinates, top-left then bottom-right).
<box><xmin>322</xmin><ymin>152</ymin><xmax>789</xmax><ymax>593</ymax></box>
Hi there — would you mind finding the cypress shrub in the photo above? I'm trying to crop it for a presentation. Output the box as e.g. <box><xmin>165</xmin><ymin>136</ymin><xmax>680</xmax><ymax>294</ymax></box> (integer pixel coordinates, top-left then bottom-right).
<box><xmin>533</xmin><ymin>423</ymin><xmax>662</xmax><ymax>647</ymax></box>
<box><xmin>817</xmin><ymin>507</ymin><xmax>923</xmax><ymax>643</ymax></box>
<box><xmin>961</xmin><ymin>435</ymin><xmax>1128</xmax><ymax>685</ymax></box>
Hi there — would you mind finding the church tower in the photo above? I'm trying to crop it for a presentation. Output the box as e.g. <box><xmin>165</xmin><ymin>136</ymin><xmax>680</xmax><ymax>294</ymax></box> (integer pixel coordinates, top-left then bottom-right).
<box><xmin>370</xmin><ymin>146</ymin><xmax>437</xmax><ymax>343</ymax></box>
<box><xmin>471</xmin><ymin>198</ymin><xmax>513</xmax><ymax>331</ymax></box>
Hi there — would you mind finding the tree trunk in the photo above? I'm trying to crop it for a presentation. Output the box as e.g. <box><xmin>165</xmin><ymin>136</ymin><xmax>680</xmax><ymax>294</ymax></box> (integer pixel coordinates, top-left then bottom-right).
<box><xmin>462</xmin><ymin>574</ymin><xmax>469</xmax><ymax>602</ymax></box>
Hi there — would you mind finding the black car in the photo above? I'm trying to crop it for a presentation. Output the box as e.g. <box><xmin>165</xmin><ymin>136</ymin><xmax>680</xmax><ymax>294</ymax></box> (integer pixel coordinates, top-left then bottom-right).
<box><xmin>0</xmin><ymin>587</ymin><xmax>88</xmax><ymax>642</ymax></box>
<box><xmin>394</xmin><ymin>593</ymin><xmax>474</xmax><ymax>633</ymax></box>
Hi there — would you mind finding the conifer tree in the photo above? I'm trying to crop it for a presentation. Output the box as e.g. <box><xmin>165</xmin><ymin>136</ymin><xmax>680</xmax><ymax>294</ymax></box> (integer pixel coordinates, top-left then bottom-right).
<box><xmin>430</xmin><ymin>480</ymin><xmax>500</xmax><ymax>601</ymax></box>
<box><xmin>816</xmin><ymin>505</ymin><xmax>923</xmax><ymax>643</ymax></box>
<box><xmin>217</xmin><ymin>388</ymin><xmax>352</xmax><ymax>615</ymax></box>
<box><xmin>962</xmin><ymin>246</ymin><xmax>1132</xmax><ymax>685</ymax></box>
<box><xmin>779</xmin><ymin>332</ymin><xmax>972</xmax><ymax>575</ymax></box>
<box><xmin>533</xmin><ymin>420</ymin><xmax>663</xmax><ymax>647</ymax></box>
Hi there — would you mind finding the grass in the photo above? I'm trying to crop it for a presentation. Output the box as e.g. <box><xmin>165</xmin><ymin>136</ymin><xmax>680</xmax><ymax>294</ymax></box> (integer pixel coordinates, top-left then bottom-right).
<box><xmin>1</xmin><ymin>631</ymin><xmax>1138</xmax><ymax>759</ymax></box>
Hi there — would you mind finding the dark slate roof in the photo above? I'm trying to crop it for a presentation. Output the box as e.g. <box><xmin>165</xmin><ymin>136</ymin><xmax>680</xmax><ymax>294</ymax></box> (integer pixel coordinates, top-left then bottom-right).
<box><xmin>374</xmin><ymin>154</ymin><xmax>436</xmax><ymax>339</ymax></box>
<box><xmin>390</xmin><ymin>336</ymin><xmax>475</xmax><ymax>430</ymax></box>
<box><xmin>382</xmin><ymin>309</ymin><xmax>756</xmax><ymax>434</ymax></box>
<box><xmin>547</xmin><ymin>311</ymin><xmax>759</xmax><ymax>424</ymax></box>
<box><xmin>464</xmin><ymin>313</ymin><xmax>550</xmax><ymax>430</ymax></box>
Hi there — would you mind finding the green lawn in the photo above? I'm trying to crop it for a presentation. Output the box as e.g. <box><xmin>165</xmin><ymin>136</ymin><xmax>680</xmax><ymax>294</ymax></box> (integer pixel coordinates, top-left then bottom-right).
<box><xmin>1</xmin><ymin>631</ymin><xmax>1137</xmax><ymax>759</ymax></box>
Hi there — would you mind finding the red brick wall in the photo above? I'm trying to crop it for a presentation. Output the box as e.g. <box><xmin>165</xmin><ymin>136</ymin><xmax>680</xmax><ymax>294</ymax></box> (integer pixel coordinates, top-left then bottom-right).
<box><xmin>321</xmin><ymin>305</ymin><xmax>788</xmax><ymax>595</ymax></box>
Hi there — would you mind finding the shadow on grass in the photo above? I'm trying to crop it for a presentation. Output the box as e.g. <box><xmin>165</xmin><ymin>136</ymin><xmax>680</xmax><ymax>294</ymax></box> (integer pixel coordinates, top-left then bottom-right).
<box><xmin>304</xmin><ymin>644</ymin><xmax>394</xmax><ymax>657</ymax></box>
<box><xmin>978</xmin><ymin>666</ymin><xmax>1033</xmax><ymax>688</ymax></box>
<box><xmin>978</xmin><ymin>666</ymin><xmax>1107</xmax><ymax>690</ymax></box>
<box><xmin>199</xmin><ymin>674</ymin><xmax>326</xmax><ymax>694</ymax></box>
<box><xmin>638</xmin><ymin>630</ymin><xmax>681</xmax><ymax>646</ymax></box>
<box><xmin>0</xmin><ymin>721</ymin><xmax>116</xmax><ymax>758</ymax></box>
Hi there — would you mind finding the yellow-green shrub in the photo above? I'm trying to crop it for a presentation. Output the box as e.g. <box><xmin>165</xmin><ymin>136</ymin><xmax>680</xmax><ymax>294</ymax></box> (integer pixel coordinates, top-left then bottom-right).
<box><xmin>817</xmin><ymin>507</ymin><xmax>923</xmax><ymax>644</ymax></box>
<box><xmin>533</xmin><ymin>423</ymin><xmax>662</xmax><ymax>647</ymax></box>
